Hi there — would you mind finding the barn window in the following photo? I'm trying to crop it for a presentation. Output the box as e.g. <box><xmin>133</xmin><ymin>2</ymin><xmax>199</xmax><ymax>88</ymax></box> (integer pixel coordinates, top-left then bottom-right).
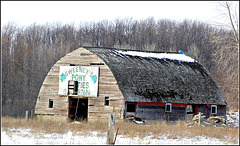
<box><xmin>127</xmin><ymin>102</ymin><xmax>136</xmax><ymax>112</ymax></box>
<box><xmin>68</xmin><ymin>80</ymin><xmax>78</xmax><ymax>95</ymax></box>
<box><xmin>187</xmin><ymin>105</ymin><xmax>193</xmax><ymax>114</ymax></box>
<box><xmin>165</xmin><ymin>103</ymin><xmax>172</xmax><ymax>112</ymax></box>
<box><xmin>211</xmin><ymin>105</ymin><xmax>217</xmax><ymax>114</ymax></box>
<box><xmin>49</xmin><ymin>99</ymin><xmax>53</xmax><ymax>108</ymax></box>
<box><xmin>105</xmin><ymin>97</ymin><xmax>109</xmax><ymax>106</ymax></box>
<box><xmin>90</xmin><ymin>62</ymin><xmax>104</xmax><ymax>65</ymax></box>
<box><xmin>80</xmin><ymin>53</ymin><xmax>92</xmax><ymax>56</ymax></box>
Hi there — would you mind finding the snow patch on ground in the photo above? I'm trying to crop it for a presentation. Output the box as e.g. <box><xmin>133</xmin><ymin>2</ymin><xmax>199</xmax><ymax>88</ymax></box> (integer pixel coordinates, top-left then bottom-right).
<box><xmin>1</xmin><ymin>128</ymin><xmax>238</xmax><ymax>145</ymax></box>
<box><xmin>116</xmin><ymin>50</ymin><xmax>196</xmax><ymax>62</ymax></box>
<box><xmin>226</xmin><ymin>110</ymin><xmax>239</xmax><ymax>127</ymax></box>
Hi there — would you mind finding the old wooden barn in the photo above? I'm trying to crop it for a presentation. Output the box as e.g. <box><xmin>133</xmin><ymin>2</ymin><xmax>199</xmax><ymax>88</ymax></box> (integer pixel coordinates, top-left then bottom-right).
<box><xmin>34</xmin><ymin>47</ymin><xmax>227</xmax><ymax>122</ymax></box>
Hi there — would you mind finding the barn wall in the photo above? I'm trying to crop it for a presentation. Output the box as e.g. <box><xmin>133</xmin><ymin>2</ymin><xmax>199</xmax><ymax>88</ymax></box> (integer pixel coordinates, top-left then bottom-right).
<box><xmin>136</xmin><ymin>104</ymin><xmax>165</xmax><ymax>120</ymax></box>
<box><xmin>196</xmin><ymin>105</ymin><xmax>209</xmax><ymax>117</ymax></box>
<box><xmin>216</xmin><ymin>105</ymin><xmax>227</xmax><ymax>118</ymax></box>
<box><xmin>135</xmin><ymin>102</ymin><xmax>187</xmax><ymax>121</ymax></box>
<box><xmin>35</xmin><ymin>47</ymin><xmax>124</xmax><ymax>121</ymax></box>
<box><xmin>126</xmin><ymin>102</ymin><xmax>227</xmax><ymax>121</ymax></box>
<box><xmin>196</xmin><ymin>104</ymin><xmax>226</xmax><ymax>118</ymax></box>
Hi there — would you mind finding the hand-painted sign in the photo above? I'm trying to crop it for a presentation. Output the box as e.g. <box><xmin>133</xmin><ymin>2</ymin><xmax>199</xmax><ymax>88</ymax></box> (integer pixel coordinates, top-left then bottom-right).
<box><xmin>58</xmin><ymin>66</ymin><xmax>99</xmax><ymax>97</ymax></box>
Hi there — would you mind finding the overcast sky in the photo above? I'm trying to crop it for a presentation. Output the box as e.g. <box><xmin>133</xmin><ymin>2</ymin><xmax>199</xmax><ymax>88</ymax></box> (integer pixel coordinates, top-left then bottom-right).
<box><xmin>1</xmin><ymin>1</ymin><xmax>239</xmax><ymax>28</ymax></box>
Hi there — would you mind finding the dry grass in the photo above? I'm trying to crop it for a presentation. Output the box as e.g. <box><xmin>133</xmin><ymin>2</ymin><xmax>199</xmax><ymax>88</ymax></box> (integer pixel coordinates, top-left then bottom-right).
<box><xmin>115</xmin><ymin>120</ymin><xmax>239</xmax><ymax>140</ymax></box>
<box><xmin>1</xmin><ymin>116</ymin><xmax>108</xmax><ymax>134</ymax></box>
<box><xmin>1</xmin><ymin>116</ymin><xmax>239</xmax><ymax>144</ymax></box>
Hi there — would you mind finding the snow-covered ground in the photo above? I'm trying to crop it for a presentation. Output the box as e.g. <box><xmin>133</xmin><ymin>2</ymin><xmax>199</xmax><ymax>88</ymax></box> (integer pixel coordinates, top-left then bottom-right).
<box><xmin>1</xmin><ymin>128</ymin><xmax>237</xmax><ymax>145</ymax></box>
<box><xmin>226</xmin><ymin>110</ymin><xmax>239</xmax><ymax>128</ymax></box>
<box><xmin>1</xmin><ymin>110</ymin><xmax>239</xmax><ymax>145</ymax></box>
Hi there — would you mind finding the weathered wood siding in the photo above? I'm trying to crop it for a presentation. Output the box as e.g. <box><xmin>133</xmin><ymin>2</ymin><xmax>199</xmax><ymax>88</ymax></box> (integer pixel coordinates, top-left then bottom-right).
<box><xmin>35</xmin><ymin>47</ymin><xmax>125</xmax><ymax>121</ymax></box>
<box><xmin>197</xmin><ymin>105</ymin><xmax>226</xmax><ymax>119</ymax></box>
<box><xmin>215</xmin><ymin>105</ymin><xmax>227</xmax><ymax>119</ymax></box>
<box><xmin>135</xmin><ymin>103</ymin><xmax>186</xmax><ymax>121</ymax></box>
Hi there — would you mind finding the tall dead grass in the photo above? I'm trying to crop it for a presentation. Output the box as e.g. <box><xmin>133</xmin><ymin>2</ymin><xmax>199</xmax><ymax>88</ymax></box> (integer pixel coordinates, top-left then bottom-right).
<box><xmin>115</xmin><ymin>120</ymin><xmax>239</xmax><ymax>140</ymax></box>
<box><xmin>1</xmin><ymin>116</ymin><xmax>239</xmax><ymax>143</ymax></box>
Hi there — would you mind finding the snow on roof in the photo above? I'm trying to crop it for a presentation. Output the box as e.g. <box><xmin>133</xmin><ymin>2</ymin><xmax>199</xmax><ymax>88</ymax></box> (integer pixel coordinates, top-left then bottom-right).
<box><xmin>116</xmin><ymin>50</ymin><xmax>196</xmax><ymax>62</ymax></box>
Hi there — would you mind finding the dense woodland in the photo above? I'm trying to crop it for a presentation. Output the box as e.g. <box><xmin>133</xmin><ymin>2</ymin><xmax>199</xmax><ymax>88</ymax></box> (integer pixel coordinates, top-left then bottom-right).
<box><xmin>2</xmin><ymin>17</ymin><xmax>239</xmax><ymax>117</ymax></box>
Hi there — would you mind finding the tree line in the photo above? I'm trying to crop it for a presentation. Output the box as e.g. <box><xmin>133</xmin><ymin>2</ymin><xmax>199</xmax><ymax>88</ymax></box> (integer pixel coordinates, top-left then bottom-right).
<box><xmin>2</xmin><ymin>17</ymin><xmax>238</xmax><ymax>117</ymax></box>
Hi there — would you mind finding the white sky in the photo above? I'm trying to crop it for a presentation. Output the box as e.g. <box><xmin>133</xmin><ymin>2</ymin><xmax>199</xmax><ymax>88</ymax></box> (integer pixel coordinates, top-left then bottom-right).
<box><xmin>1</xmin><ymin>1</ymin><xmax>239</xmax><ymax>28</ymax></box>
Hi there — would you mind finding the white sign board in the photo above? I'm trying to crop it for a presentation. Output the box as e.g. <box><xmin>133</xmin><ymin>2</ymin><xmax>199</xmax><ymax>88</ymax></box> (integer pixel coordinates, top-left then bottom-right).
<box><xmin>58</xmin><ymin>66</ymin><xmax>99</xmax><ymax>97</ymax></box>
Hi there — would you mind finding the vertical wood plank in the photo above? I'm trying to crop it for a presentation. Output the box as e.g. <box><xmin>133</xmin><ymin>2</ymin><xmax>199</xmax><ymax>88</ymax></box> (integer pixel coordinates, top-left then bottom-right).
<box><xmin>107</xmin><ymin>113</ymin><xmax>115</xmax><ymax>145</ymax></box>
<box><xmin>25</xmin><ymin>110</ymin><xmax>29</xmax><ymax>122</ymax></box>
<box><xmin>31</xmin><ymin>109</ymin><xmax>34</xmax><ymax>120</ymax></box>
<box><xmin>198</xmin><ymin>112</ymin><xmax>201</xmax><ymax>126</ymax></box>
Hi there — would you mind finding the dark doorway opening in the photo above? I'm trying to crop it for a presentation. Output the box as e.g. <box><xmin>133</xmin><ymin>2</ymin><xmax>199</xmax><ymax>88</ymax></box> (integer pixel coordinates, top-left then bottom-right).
<box><xmin>127</xmin><ymin>102</ymin><xmax>137</xmax><ymax>112</ymax></box>
<box><xmin>68</xmin><ymin>97</ymin><xmax>88</xmax><ymax>121</ymax></box>
<box><xmin>186</xmin><ymin>104</ymin><xmax>197</xmax><ymax>122</ymax></box>
<box><xmin>187</xmin><ymin>104</ymin><xmax>197</xmax><ymax>114</ymax></box>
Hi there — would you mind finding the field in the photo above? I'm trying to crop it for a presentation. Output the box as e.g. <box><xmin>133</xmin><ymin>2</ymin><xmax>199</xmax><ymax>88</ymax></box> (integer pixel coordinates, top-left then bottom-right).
<box><xmin>1</xmin><ymin>110</ymin><xmax>239</xmax><ymax>145</ymax></box>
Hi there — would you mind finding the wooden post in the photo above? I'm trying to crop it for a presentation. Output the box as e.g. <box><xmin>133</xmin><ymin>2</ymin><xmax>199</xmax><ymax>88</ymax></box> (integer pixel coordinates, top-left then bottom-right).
<box><xmin>198</xmin><ymin>112</ymin><xmax>201</xmax><ymax>126</ymax></box>
<box><xmin>25</xmin><ymin>110</ymin><xmax>29</xmax><ymax>122</ymax></box>
<box><xmin>107</xmin><ymin>113</ymin><xmax>115</xmax><ymax>145</ymax></box>
<box><xmin>166</xmin><ymin>115</ymin><xmax>169</xmax><ymax>123</ymax></box>
<box><xmin>30</xmin><ymin>109</ymin><xmax>34</xmax><ymax>120</ymax></box>
<box><xmin>113</xmin><ymin>128</ymin><xmax>119</xmax><ymax>145</ymax></box>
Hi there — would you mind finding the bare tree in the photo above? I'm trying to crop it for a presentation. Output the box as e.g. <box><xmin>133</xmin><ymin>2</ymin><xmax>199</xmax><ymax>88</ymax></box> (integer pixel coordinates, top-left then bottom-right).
<box><xmin>224</xmin><ymin>1</ymin><xmax>239</xmax><ymax>45</ymax></box>
<box><xmin>216</xmin><ymin>1</ymin><xmax>239</xmax><ymax>48</ymax></box>
<box><xmin>210</xmin><ymin>1</ymin><xmax>239</xmax><ymax>110</ymax></box>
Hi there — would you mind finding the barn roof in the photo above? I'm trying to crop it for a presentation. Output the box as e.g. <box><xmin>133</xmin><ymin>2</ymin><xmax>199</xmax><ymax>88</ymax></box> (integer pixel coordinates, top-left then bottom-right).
<box><xmin>85</xmin><ymin>47</ymin><xmax>227</xmax><ymax>105</ymax></box>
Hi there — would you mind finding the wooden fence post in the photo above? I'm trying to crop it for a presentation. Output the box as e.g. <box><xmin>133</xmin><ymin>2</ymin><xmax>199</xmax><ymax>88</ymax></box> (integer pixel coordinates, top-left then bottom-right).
<box><xmin>198</xmin><ymin>112</ymin><xmax>201</xmax><ymax>126</ymax></box>
<box><xmin>107</xmin><ymin>113</ymin><xmax>115</xmax><ymax>145</ymax></box>
<box><xmin>30</xmin><ymin>109</ymin><xmax>34</xmax><ymax>120</ymax></box>
<box><xmin>113</xmin><ymin>128</ymin><xmax>119</xmax><ymax>145</ymax></box>
<box><xmin>25</xmin><ymin>110</ymin><xmax>29</xmax><ymax>122</ymax></box>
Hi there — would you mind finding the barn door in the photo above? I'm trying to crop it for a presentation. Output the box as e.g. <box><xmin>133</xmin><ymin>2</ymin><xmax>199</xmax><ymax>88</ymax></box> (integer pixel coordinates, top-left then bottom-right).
<box><xmin>68</xmin><ymin>97</ymin><xmax>88</xmax><ymax>121</ymax></box>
